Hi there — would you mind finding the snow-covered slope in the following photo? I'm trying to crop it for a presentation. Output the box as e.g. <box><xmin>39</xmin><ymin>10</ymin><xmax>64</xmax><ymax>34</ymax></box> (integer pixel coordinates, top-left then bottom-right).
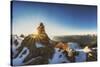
<box><xmin>67</xmin><ymin>42</ymin><xmax>80</xmax><ymax>50</ymax></box>
<box><xmin>11</xmin><ymin>36</ymin><xmax>95</xmax><ymax>66</ymax></box>
<box><xmin>12</xmin><ymin>35</ymin><xmax>24</xmax><ymax>58</ymax></box>
<box><xmin>12</xmin><ymin>47</ymin><xmax>29</xmax><ymax>66</ymax></box>
<box><xmin>75</xmin><ymin>51</ymin><xmax>87</xmax><ymax>62</ymax></box>
<box><xmin>49</xmin><ymin>48</ymin><xmax>70</xmax><ymax>64</ymax></box>
<box><xmin>67</xmin><ymin>42</ymin><xmax>92</xmax><ymax>62</ymax></box>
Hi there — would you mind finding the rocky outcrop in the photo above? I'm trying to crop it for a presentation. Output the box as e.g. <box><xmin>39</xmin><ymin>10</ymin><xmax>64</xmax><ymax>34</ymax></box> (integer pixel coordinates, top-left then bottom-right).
<box><xmin>14</xmin><ymin>23</ymin><xmax>54</xmax><ymax>65</ymax></box>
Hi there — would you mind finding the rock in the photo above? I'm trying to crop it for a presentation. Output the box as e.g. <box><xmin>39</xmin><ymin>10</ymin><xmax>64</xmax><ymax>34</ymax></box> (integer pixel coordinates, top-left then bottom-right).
<box><xmin>14</xmin><ymin>23</ymin><xmax>54</xmax><ymax>65</ymax></box>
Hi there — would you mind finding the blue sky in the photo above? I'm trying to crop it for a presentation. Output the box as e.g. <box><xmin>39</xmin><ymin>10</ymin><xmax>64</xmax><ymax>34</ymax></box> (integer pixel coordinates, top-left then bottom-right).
<box><xmin>12</xmin><ymin>1</ymin><xmax>97</xmax><ymax>37</ymax></box>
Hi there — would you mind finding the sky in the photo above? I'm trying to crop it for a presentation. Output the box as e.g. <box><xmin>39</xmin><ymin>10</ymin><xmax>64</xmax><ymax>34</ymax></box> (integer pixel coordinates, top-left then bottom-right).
<box><xmin>11</xmin><ymin>1</ymin><xmax>97</xmax><ymax>37</ymax></box>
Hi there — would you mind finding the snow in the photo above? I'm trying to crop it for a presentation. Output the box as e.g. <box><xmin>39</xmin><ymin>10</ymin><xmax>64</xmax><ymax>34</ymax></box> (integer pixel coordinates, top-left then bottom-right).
<box><xmin>75</xmin><ymin>51</ymin><xmax>87</xmax><ymax>62</ymax></box>
<box><xmin>13</xmin><ymin>35</ymin><xmax>24</xmax><ymax>48</ymax></box>
<box><xmin>74</xmin><ymin>46</ymin><xmax>93</xmax><ymax>62</ymax></box>
<box><xmin>12</xmin><ymin>47</ymin><xmax>29</xmax><ymax>66</ymax></box>
<box><xmin>92</xmin><ymin>47</ymin><xmax>97</xmax><ymax>50</ymax></box>
<box><xmin>67</xmin><ymin>42</ymin><xmax>80</xmax><ymax>50</ymax></box>
<box><xmin>12</xmin><ymin>36</ymin><xmax>95</xmax><ymax>65</ymax></box>
<box><xmin>83</xmin><ymin>46</ymin><xmax>92</xmax><ymax>53</ymax></box>
<box><xmin>66</xmin><ymin>42</ymin><xmax>88</xmax><ymax>62</ymax></box>
<box><xmin>12</xmin><ymin>35</ymin><xmax>24</xmax><ymax>57</ymax></box>
<box><xmin>35</xmin><ymin>42</ymin><xmax>45</xmax><ymax>48</ymax></box>
<box><xmin>49</xmin><ymin>48</ymin><xmax>70</xmax><ymax>64</ymax></box>
<box><xmin>49</xmin><ymin>42</ymin><xmax>88</xmax><ymax>63</ymax></box>
<box><xmin>74</xmin><ymin>48</ymin><xmax>91</xmax><ymax>62</ymax></box>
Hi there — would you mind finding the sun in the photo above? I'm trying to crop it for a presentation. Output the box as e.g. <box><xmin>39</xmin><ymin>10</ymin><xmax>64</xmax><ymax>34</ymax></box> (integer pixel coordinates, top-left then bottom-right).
<box><xmin>33</xmin><ymin>30</ymin><xmax>38</xmax><ymax>35</ymax></box>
